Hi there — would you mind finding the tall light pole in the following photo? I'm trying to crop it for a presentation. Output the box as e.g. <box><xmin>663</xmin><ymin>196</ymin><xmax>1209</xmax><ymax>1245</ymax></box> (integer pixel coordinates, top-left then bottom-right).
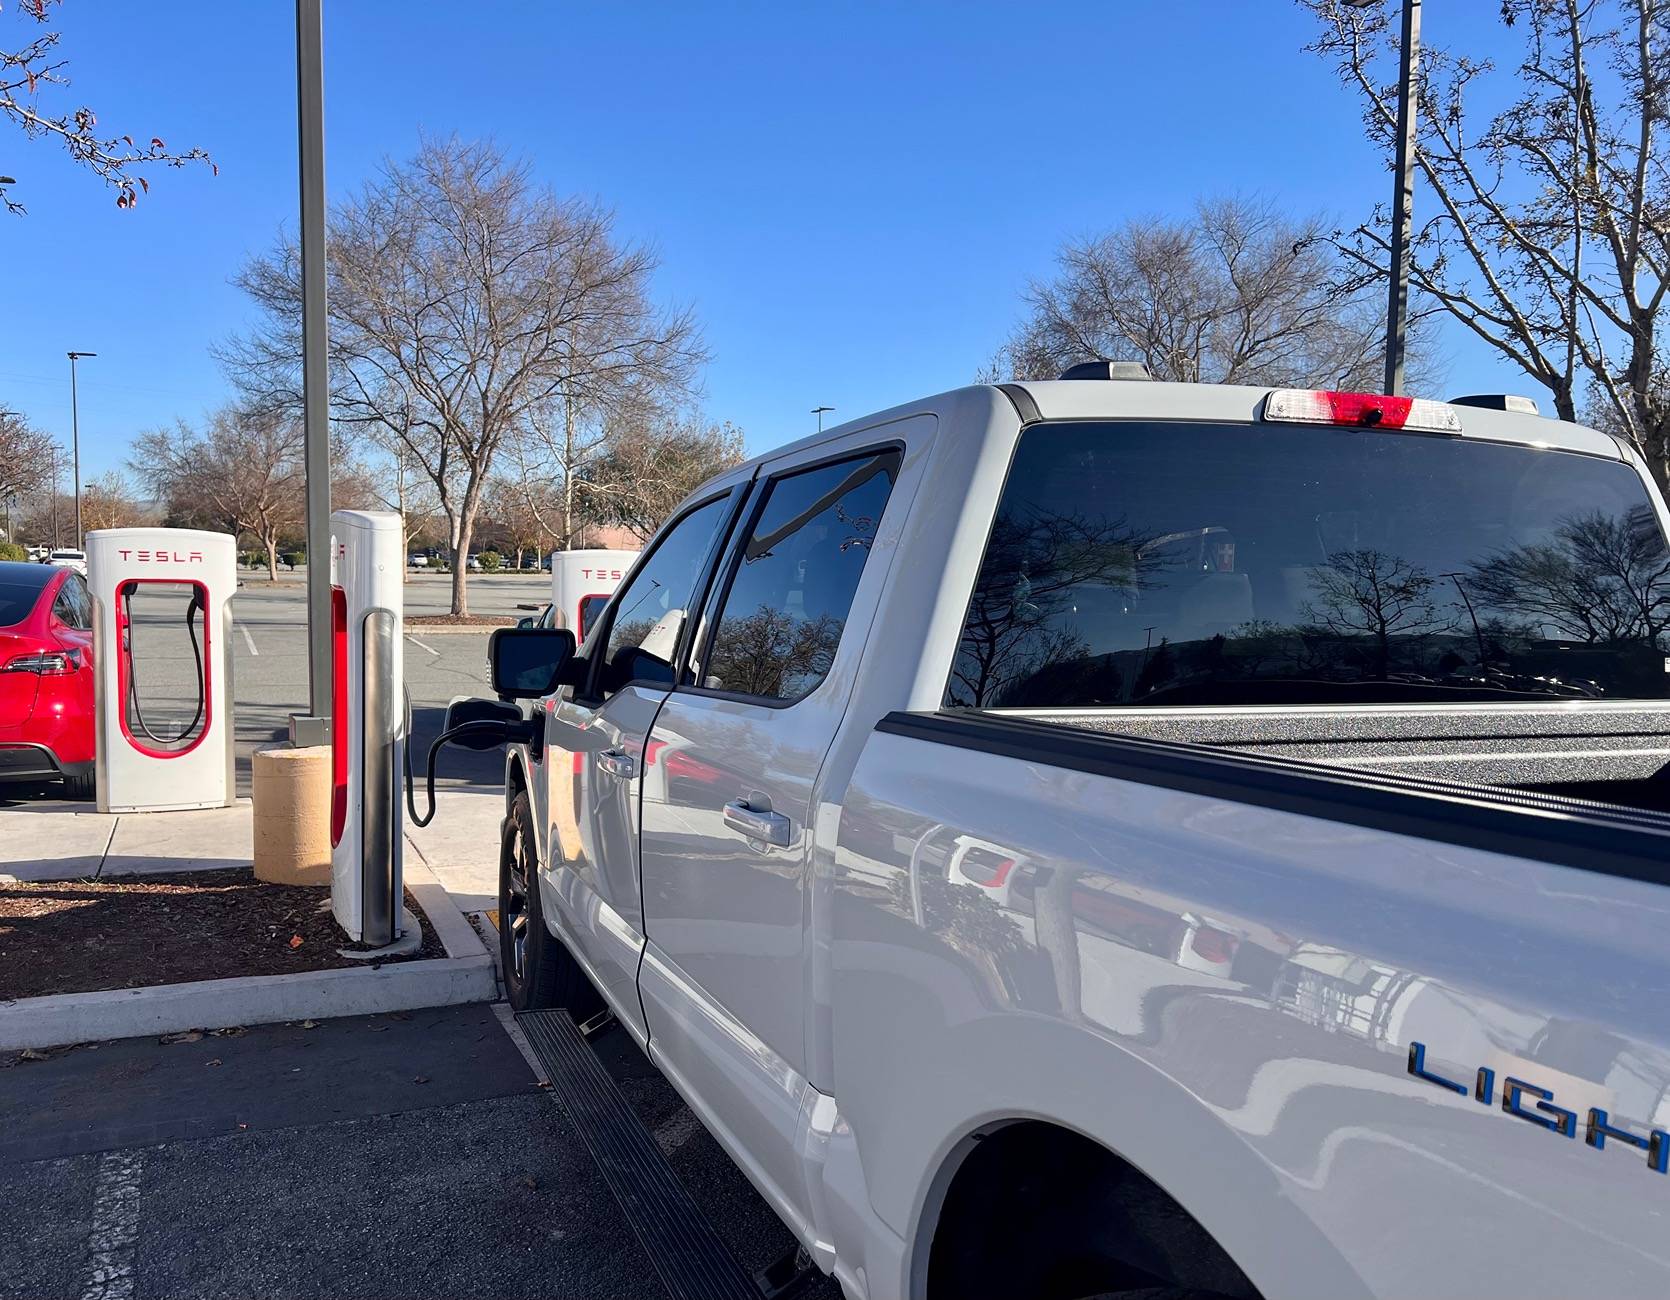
<box><xmin>0</xmin><ymin>408</ymin><xmax>17</xmax><ymax>543</ymax></box>
<box><xmin>812</xmin><ymin>405</ymin><xmax>834</xmax><ymax>433</ymax></box>
<box><xmin>1345</xmin><ymin>0</ymin><xmax>1421</xmax><ymax>395</ymax></box>
<box><xmin>67</xmin><ymin>351</ymin><xmax>95</xmax><ymax>548</ymax></box>
<box><xmin>292</xmin><ymin>0</ymin><xmax>333</xmax><ymax>746</ymax></box>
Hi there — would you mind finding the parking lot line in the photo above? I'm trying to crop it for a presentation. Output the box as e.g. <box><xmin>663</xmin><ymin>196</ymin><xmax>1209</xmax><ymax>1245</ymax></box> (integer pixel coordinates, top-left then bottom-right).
<box><xmin>238</xmin><ymin>625</ymin><xmax>258</xmax><ymax>656</ymax></box>
<box><xmin>405</xmin><ymin>636</ymin><xmax>439</xmax><ymax>657</ymax></box>
<box><xmin>80</xmin><ymin>1149</ymin><xmax>142</xmax><ymax>1300</ymax></box>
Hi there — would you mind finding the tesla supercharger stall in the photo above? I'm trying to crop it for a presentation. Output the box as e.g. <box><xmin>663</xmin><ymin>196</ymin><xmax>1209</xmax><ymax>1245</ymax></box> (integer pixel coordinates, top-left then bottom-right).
<box><xmin>330</xmin><ymin>509</ymin><xmax>406</xmax><ymax>946</ymax></box>
<box><xmin>88</xmin><ymin>528</ymin><xmax>236</xmax><ymax>814</ymax></box>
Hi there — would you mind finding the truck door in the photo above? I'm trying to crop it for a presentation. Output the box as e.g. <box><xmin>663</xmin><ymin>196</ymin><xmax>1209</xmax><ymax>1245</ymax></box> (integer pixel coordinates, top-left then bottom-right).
<box><xmin>540</xmin><ymin>490</ymin><xmax>741</xmax><ymax>1043</ymax></box>
<box><xmin>637</xmin><ymin>443</ymin><xmax>902</xmax><ymax>1208</ymax></box>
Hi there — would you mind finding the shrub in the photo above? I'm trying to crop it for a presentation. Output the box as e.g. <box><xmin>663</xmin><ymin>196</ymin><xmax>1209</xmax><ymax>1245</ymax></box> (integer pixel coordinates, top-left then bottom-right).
<box><xmin>0</xmin><ymin>542</ymin><xmax>27</xmax><ymax>562</ymax></box>
<box><xmin>479</xmin><ymin>550</ymin><xmax>502</xmax><ymax>573</ymax></box>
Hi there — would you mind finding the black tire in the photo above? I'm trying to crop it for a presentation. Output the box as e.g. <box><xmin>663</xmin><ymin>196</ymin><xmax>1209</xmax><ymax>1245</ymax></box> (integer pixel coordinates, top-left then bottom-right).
<box><xmin>61</xmin><ymin>769</ymin><xmax>95</xmax><ymax>801</ymax></box>
<box><xmin>499</xmin><ymin>789</ymin><xmax>601</xmax><ymax>1015</ymax></box>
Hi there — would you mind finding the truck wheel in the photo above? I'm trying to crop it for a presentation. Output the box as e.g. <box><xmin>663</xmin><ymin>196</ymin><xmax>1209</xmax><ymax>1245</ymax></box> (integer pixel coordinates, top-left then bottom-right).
<box><xmin>499</xmin><ymin>789</ymin><xmax>600</xmax><ymax>1016</ymax></box>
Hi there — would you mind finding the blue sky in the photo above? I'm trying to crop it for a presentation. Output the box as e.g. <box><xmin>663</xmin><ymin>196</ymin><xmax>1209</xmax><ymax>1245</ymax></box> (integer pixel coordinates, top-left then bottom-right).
<box><xmin>1</xmin><ymin>0</ymin><xmax>1529</xmax><ymax>480</ymax></box>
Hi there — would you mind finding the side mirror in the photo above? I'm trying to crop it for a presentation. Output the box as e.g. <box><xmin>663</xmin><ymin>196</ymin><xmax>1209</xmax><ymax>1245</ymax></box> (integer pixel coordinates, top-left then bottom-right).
<box><xmin>490</xmin><ymin>626</ymin><xmax>577</xmax><ymax>700</ymax></box>
<box><xmin>442</xmin><ymin>696</ymin><xmax>534</xmax><ymax>750</ymax></box>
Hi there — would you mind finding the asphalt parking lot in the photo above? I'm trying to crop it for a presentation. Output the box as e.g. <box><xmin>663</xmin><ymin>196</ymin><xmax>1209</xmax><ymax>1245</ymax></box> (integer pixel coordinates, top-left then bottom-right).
<box><xmin>0</xmin><ymin>1004</ymin><xmax>837</xmax><ymax>1300</ymax></box>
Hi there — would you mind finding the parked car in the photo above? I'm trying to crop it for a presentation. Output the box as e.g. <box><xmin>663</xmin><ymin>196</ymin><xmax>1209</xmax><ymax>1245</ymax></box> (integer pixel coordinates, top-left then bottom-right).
<box><xmin>0</xmin><ymin>560</ymin><xmax>95</xmax><ymax>798</ymax></box>
<box><xmin>479</xmin><ymin>372</ymin><xmax>1670</xmax><ymax>1299</ymax></box>
<box><xmin>46</xmin><ymin>548</ymin><xmax>87</xmax><ymax>576</ymax></box>
<box><xmin>408</xmin><ymin>553</ymin><xmax>429</xmax><ymax>568</ymax></box>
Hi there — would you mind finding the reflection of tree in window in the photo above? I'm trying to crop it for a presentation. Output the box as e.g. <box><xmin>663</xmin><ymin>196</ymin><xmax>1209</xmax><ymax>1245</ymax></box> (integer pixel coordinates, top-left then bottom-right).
<box><xmin>707</xmin><ymin>608</ymin><xmax>842</xmax><ymax>699</ymax></box>
<box><xmin>1301</xmin><ymin>550</ymin><xmax>1453</xmax><ymax>679</ymax></box>
<box><xmin>948</xmin><ymin>506</ymin><xmax>1159</xmax><ymax>708</ymax></box>
<box><xmin>1468</xmin><ymin>507</ymin><xmax>1670</xmax><ymax>647</ymax></box>
<box><xmin>705</xmin><ymin>453</ymin><xmax>898</xmax><ymax>703</ymax></box>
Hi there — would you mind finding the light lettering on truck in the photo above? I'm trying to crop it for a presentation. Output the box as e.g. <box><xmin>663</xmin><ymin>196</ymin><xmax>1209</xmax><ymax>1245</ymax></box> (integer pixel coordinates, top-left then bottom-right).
<box><xmin>1409</xmin><ymin>1042</ymin><xmax>1669</xmax><ymax>1175</ymax></box>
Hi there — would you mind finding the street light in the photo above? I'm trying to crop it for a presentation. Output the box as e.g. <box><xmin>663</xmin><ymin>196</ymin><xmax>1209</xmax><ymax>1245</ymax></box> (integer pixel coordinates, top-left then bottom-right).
<box><xmin>67</xmin><ymin>351</ymin><xmax>96</xmax><ymax>548</ymax></box>
<box><xmin>0</xmin><ymin>408</ymin><xmax>17</xmax><ymax>543</ymax></box>
<box><xmin>1344</xmin><ymin>0</ymin><xmax>1421</xmax><ymax>396</ymax></box>
<box><xmin>812</xmin><ymin>405</ymin><xmax>834</xmax><ymax>433</ymax></box>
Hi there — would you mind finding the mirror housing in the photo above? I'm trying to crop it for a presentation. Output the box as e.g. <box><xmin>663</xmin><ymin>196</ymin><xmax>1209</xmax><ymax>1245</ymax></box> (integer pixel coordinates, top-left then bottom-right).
<box><xmin>490</xmin><ymin>626</ymin><xmax>577</xmax><ymax>700</ymax></box>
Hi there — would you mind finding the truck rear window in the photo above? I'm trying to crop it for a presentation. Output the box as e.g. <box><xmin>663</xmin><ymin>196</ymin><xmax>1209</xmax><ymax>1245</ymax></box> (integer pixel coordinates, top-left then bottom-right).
<box><xmin>946</xmin><ymin>420</ymin><xmax>1670</xmax><ymax>709</ymax></box>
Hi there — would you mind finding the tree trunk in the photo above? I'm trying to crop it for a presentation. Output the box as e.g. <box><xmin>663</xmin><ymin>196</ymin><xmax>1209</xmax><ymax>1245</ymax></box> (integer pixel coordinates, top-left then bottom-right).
<box><xmin>450</xmin><ymin>517</ymin><xmax>473</xmax><ymax>616</ymax></box>
<box><xmin>265</xmin><ymin>536</ymin><xmax>278</xmax><ymax>582</ymax></box>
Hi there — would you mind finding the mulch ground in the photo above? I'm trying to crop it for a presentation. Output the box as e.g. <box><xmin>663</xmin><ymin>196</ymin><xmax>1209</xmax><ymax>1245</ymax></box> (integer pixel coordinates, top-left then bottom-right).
<box><xmin>0</xmin><ymin>869</ymin><xmax>446</xmax><ymax>1001</ymax></box>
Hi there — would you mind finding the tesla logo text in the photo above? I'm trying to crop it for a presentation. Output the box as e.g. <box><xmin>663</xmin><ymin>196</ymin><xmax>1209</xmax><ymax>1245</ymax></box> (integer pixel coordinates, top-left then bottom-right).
<box><xmin>1408</xmin><ymin>1042</ymin><xmax>1668</xmax><ymax>1175</ymax></box>
<box><xmin>579</xmin><ymin>568</ymin><xmax>623</xmax><ymax>580</ymax></box>
<box><xmin>117</xmin><ymin>550</ymin><xmax>204</xmax><ymax>563</ymax></box>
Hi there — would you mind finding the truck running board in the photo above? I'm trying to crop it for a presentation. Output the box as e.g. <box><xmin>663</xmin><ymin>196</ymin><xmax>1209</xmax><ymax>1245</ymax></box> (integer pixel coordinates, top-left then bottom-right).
<box><xmin>517</xmin><ymin>1009</ymin><xmax>817</xmax><ymax>1300</ymax></box>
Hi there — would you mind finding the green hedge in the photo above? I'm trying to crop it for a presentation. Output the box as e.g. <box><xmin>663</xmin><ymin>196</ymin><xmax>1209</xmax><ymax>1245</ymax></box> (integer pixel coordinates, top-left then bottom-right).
<box><xmin>0</xmin><ymin>542</ymin><xmax>27</xmax><ymax>562</ymax></box>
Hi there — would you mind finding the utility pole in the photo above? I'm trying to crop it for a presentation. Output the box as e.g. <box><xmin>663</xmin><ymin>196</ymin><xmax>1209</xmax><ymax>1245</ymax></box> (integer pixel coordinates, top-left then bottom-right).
<box><xmin>1345</xmin><ymin>0</ymin><xmax>1422</xmax><ymax>395</ymax></box>
<box><xmin>812</xmin><ymin>405</ymin><xmax>834</xmax><ymax>433</ymax></box>
<box><xmin>292</xmin><ymin>0</ymin><xmax>332</xmax><ymax>746</ymax></box>
<box><xmin>67</xmin><ymin>351</ymin><xmax>95</xmax><ymax>548</ymax></box>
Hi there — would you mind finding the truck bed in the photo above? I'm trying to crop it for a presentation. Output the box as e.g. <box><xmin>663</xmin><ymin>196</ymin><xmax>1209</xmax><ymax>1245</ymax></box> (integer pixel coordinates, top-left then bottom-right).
<box><xmin>1005</xmin><ymin>703</ymin><xmax>1670</xmax><ymax>811</ymax></box>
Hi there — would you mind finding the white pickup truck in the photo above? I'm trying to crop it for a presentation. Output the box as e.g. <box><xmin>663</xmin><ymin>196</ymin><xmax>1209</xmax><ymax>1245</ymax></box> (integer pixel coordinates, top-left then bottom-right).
<box><xmin>475</xmin><ymin>371</ymin><xmax>1670</xmax><ymax>1300</ymax></box>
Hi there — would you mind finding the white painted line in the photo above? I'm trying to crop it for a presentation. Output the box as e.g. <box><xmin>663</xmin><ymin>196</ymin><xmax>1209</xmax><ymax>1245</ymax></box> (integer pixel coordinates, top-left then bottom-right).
<box><xmin>81</xmin><ymin>1149</ymin><xmax>142</xmax><ymax>1300</ymax></box>
<box><xmin>491</xmin><ymin>1002</ymin><xmax>548</xmax><ymax>1085</ymax></box>
<box><xmin>405</xmin><ymin>635</ymin><xmax>439</xmax><ymax>657</ymax></box>
<box><xmin>238</xmin><ymin>625</ymin><xmax>259</xmax><ymax>656</ymax></box>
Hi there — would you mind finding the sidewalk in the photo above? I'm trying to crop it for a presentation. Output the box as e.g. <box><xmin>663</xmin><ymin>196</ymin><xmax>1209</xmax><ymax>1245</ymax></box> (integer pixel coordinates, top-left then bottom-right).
<box><xmin>0</xmin><ymin>791</ymin><xmax>503</xmax><ymax>916</ymax></box>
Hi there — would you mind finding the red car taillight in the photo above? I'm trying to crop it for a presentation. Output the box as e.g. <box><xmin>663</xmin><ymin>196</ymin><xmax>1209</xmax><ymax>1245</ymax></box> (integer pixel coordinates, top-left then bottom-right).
<box><xmin>3</xmin><ymin>649</ymin><xmax>80</xmax><ymax>675</ymax></box>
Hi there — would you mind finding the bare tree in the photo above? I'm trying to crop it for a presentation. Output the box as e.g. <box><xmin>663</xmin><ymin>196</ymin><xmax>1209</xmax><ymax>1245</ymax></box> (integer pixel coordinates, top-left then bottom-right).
<box><xmin>81</xmin><ymin>469</ymin><xmax>148</xmax><ymax>531</ymax></box>
<box><xmin>130</xmin><ymin>409</ymin><xmax>302</xmax><ymax>579</ymax></box>
<box><xmin>1303</xmin><ymin>0</ymin><xmax>1670</xmax><ymax>482</ymax></box>
<box><xmin>2</xmin><ymin>0</ymin><xmax>212</xmax><ymax>214</ymax></box>
<box><xmin>992</xmin><ymin>196</ymin><xmax>1403</xmax><ymax>387</ymax></box>
<box><xmin>0</xmin><ymin>409</ymin><xmax>55</xmax><ymax>501</ymax></box>
<box><xmin>576</xmin><ymin>412</ymin><xmax>746</xmax><ymax>541</ymax></box>
<box><xmin>219</xmin><ymin>136</ymin><xmax>705</xmax><ymax>614</ymax></box>
<box><xmin>1303</xmin><ymin>549</ymin><xmax>1452</xmax><ymax>678</ymax></box>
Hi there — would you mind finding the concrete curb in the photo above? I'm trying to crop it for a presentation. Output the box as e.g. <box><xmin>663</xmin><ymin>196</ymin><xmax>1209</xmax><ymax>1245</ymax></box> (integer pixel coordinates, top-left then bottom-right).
<box><xmin>402</xmin><ymin>623</ymin><xmax>515</xmax><ymax>635</ymax></box>
<box><xmin>0</xmin><ymin>861</ymin><xmax>498</xmax><ymax>1052</ymax></box>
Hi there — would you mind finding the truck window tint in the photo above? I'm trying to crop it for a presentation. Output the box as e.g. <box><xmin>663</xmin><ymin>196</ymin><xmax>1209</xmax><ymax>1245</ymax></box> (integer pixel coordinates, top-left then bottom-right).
<box><xmin>947</xmin><ymin>421</ymin><xmax>1670</xmax><ymax>709</ymax></box>
<box><xmin>705</xmin><ymin>451</ymin><xmax>899</xmax><ymax>703</ymax></box>
<box><xmin>597</xmin><ymin>495</ymin><xmax>729</xmax><ymax>688</ymax></box>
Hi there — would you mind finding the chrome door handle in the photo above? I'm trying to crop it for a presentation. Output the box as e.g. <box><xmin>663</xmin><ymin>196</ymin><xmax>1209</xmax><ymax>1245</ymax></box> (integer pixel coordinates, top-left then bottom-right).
<box><xmin>597</xmin><ymin>749</ymin><xmax>636</xmax><ymax>779</ymax></box>
<box><xmin>723</xmin><ymin>799</ymin><xmax>792</xmax><ymax>848</ymax></box>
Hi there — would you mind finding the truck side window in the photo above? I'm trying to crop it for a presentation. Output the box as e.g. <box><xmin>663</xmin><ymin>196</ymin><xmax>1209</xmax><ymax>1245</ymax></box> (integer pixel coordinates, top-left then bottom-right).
<box><xmin>595</xmin><ymin>495</ymin><xmax>730</xmax><ymax>693</ymax></box>
<box><xmin>703</xmin><ymin>450</ymin><xmax>899</xmax><ymax>704</ymax></box>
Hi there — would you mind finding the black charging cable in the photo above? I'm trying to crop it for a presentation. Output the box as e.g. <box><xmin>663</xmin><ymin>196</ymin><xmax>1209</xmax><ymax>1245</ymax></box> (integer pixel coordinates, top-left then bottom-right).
<box><xmin>122</xmin><ymin>585</ymin><xmax>206</xmax><ymax>746</ymax></box>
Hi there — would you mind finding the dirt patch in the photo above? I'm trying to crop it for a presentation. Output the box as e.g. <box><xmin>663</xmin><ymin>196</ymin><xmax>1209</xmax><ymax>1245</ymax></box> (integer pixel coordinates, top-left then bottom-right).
<box><xmin>406</xmin><ymin>614</ymin><xmax>516</xmax><ymax>627</ymax></box>
<box><xmin>0</xmin><ymin>870</ymin><xmax>446</xmax><ymax>1001</ymax></box>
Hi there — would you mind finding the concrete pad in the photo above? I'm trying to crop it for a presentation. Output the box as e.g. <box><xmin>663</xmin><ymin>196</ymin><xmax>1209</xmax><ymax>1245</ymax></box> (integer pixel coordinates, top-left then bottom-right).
<box><xmin>0</xmin><ymin>806</ymin><xmax>116</xmax><ymax>881</ymax></box>
<box><xmin>405</xmin><ymin>788</ymin><xmax>502</xmax><ymax>912</ymax></box>
<box><xmin>101</xmin><ymin>801</ymin><xmax>253</xmax><ymax>875</ymax></box>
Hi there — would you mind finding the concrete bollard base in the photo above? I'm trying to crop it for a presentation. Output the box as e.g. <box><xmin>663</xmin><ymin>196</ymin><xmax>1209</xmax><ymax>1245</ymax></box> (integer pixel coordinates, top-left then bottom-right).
<box><xmin>252</xmin><ymin>745</ymin><xmax>331</xmax><ymax>885</ymax></box>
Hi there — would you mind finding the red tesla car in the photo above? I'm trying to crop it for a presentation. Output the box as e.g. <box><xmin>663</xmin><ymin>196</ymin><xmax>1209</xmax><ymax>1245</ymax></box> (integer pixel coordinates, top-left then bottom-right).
<box><xmin>0</xmin><ymin>560</ymin><xmax>95</xmax><ymax>799</ymax></box>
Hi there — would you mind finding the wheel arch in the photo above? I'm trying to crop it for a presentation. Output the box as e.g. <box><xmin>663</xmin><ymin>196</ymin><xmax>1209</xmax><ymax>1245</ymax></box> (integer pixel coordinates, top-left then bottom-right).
<box><xmin>850</xmin><ymin>1014</ymin><xmax>1375</xmax><ymax>1300</ymax></box>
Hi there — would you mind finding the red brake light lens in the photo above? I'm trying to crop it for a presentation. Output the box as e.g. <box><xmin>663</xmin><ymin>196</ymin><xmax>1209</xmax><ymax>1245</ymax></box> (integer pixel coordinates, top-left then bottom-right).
<box><xmin>1264</xmin><ymin>389</ymin><xmax>1462</xmax><ymax>434</ymax></box>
